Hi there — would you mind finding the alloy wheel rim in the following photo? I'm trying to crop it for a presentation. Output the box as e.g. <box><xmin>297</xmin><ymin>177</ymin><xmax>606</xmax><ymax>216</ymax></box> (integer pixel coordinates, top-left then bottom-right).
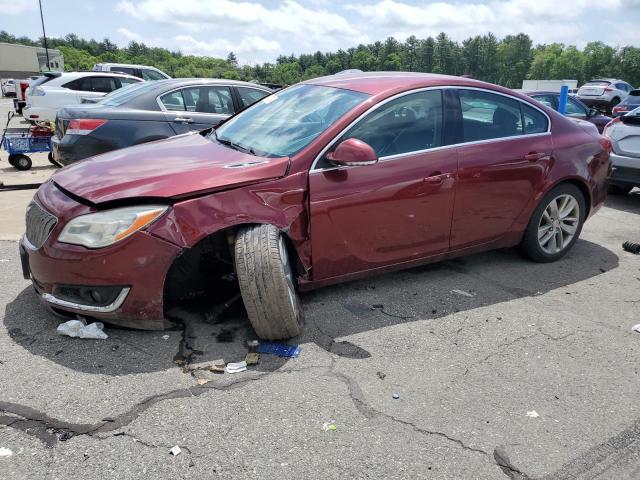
<box><xmin>537</xmin><ymin>194</ymin><xmax>580</xmax><ymax>254</ymax></box>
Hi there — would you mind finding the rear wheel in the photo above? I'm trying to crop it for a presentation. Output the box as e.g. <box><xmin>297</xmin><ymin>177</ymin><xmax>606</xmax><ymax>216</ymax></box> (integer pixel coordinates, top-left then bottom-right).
<box><xmin>520</xmin><ymin>184</ymin><xmax>586</xmax><ymax>263</ymax></box>
<box><xmin>235</xmin><ymin>224</ymin><xmax>304</xmax><ymax>340</ymax></box>
<box><xmin>9</xmin><ymin>154</ymin><xmax>32</xmax><ymax>171</ymax></box>
<box><xmin>608</xmin><ymin>184</ymin><xmax>633</xmax><ymax>195</ymax></box>
<box><xmin>608</xmin><ymin>97</ymin><xmax>621</xmax><ymax>114</ymax></box>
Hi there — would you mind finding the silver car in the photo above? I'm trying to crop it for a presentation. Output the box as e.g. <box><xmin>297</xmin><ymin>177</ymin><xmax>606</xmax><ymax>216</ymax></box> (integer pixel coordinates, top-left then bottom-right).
<box><xmin>577</xmin><ymin>79</ymin><xmax>634</xmax><ymax>114</ymax></box>
<box><xmin>603</xmin><ymin>106</ymin><xmax>640</xmax><ymax>194</ymax></box>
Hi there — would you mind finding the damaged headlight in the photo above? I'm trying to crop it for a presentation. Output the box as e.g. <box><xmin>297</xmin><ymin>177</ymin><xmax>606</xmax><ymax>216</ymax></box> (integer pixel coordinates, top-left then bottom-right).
<box><xmin>58</xmin><ymin>205</ymin><xmax>169</xmax><ymax>248</ymax></box>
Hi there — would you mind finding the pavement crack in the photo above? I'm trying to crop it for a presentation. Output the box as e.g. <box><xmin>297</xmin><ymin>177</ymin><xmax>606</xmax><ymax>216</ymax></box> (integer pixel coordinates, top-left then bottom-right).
<box><xmin>494</xmin><ymin>446</ymin><xmax>531</xmax><ymax>479</ymax></box>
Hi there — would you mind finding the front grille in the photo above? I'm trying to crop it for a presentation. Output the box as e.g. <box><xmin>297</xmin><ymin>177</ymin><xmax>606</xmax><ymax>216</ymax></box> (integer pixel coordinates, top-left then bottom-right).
<box><xmin>25</xmin><ymin>201</ymin><xmax>57</xmax><ymax>249</ymax></box>
<box><xmin>55</xmin><ymin>117</ymin><xmax>69</xmax><ymax>139</ymax></box>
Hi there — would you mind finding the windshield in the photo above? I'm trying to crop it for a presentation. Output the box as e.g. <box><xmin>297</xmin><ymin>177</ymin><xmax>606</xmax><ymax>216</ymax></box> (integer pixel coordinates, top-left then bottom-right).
<box><xmin>100</xmin><ymin>81</ymin><xmax>156</xmax><ymax>106</ymax></box>
<box><xmin>213</xmin><ymin>84</ymin><xmax>369</xmax><ymax>158</ymax></box>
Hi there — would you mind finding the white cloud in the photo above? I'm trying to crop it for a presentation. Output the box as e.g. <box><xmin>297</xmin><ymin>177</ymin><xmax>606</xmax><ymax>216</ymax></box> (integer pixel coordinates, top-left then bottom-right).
<box><xmin>0</xmin><ymin>0</ymin><xmax>35</xmax><ymax>14</ymax></box>
<box><xmin>174</xmin><ymin>34</ymin><xmax>280</xmax><ymax>62</ymax></box>
<box><xmin>117</xmin><ymin>27</ymin><xmax>143</xmax><ymax>42</ymax></box>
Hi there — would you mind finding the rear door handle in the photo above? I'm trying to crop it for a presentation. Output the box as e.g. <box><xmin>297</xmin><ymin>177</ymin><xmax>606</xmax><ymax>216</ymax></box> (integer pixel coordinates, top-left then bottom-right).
<box><xmin>173</xmin><ymin>116</ymin><xmax>193</xmax><ymax>123</ymax></box>
<box><xmin>524</xmin><ymin>152</ymin><xmax>549</xmax><ymax>162</ymax></box>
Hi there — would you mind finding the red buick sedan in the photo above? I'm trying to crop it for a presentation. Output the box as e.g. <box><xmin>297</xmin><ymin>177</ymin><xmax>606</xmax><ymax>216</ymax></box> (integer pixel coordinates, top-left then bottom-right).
<box><xmin>20</xmin><ymin>73</ymin><xmax>611</xmax><ymax>339</ymax></box>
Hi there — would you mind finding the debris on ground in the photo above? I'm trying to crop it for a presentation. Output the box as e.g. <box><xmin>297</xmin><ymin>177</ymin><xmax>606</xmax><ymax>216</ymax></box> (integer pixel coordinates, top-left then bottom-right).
<box><xmin>526</xmin><ymin>411</ymin><xmax>540</xmax><ymax>418</ymax></box>
<box><xmin>632</xmin><ymin>324</ymin><xmax>640</xmax><ymax>333</ymax></box>
<box><xmin>376</xmin><ymin>371</ymin><xmax>386</xmax><ymax>380</ymax></box>
<box><xmin>451</xmin><ymin>289</ymin><xmax>475</xmax><ymax>298</ymax></box>
<box><xmin>245</xmin><ymin>352</ymin><xmax>260</xmax><ymax>365</ymax></box>
<box><xmin>322</xmin><ymin>421</ymin><xmax>337</xmax><ymax>432</ymax></box>
<box><xmin>162</xmin><ymin>334</ymin><xmax>170</xmax><ymax>340</ymax></box>
<box><xmin>225</xmin><ymin>361</ymin><xmax>247</xmax><ymax>374</ymax></box>
<box><xmin>258</xmin><ymin>342</ymin><xmax>301</xmax><ymax>358</ymax></box>
<box><xmin>0</xmin><ymin>447</ymin><xmax>12</xmax><ymax>456</ymax></box>
<box><xmin>169</xmin><ymin>446</ymin><xmax>182</xmax><ymax>456</ymax></box>
<box><xmin>623</xmin><ymin>241</ymin><xmax>640</xmax><ymax>254</ymax></box>
<box><xmin>371</xmin><ymin>304</ymin><xmax>384</xmax><ymax>309</ymax></box>
<box><xmin>247</xmin><ymin>339</ymin><xmax>260</xmax><ymax>352</ymax></box>
<box><xmin>392</xmin><ymin>392</ymin><xmax>400</xmax><ymax>399</ymax></box>
<box><xmin>56</xmin><ymin>319</ymin><xmax>108</xmax><ymax>340</ymax></box>
<box><xmin>196</xmin><ymin>378</ymin><xmax>209</xmax><ymax>385</ymax></box>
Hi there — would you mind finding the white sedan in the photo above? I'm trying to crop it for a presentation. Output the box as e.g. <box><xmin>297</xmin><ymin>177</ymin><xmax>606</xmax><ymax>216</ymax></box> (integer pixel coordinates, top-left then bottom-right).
<box><xmin>23</xmin><ymin>72</ymin><xmax>142</xmax><ymax>123</ymax></box>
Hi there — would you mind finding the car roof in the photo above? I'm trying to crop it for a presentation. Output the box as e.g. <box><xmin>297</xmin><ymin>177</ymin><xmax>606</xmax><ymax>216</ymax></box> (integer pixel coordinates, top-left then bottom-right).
<box><xmin>59</xmin><ymin>71</ymin><xmax>141</xmax><ymax>80</ymax></box>
<box><xmin>145</xmin><ymin>78</ymin><xmax>272</xmax><ymax>90</ymax></box>
<box><xmin>96</xmin><ymin>63</ymin><xmax>162</xmax><ymax>70</ymax></box>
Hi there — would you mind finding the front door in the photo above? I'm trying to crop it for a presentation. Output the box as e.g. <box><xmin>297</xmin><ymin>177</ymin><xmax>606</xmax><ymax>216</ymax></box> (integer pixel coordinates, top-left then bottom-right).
<box><xmin>309</xmin><ymin>89</ymin><xmax>458</xmax><ymax>281</ymax></box>
<box><xmin>450</xmin><ymin>88</ymin><xmax>553</xmax><ymax>249</ymax></box>
<box><xmin>159</xmin><ymin>85</ymin><xmax>234</xmax><ymax>134</ymax></box>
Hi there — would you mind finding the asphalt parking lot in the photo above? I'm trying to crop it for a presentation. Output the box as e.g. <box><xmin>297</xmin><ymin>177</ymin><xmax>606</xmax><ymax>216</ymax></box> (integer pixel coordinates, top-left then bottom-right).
<box><xmin>1</xmin><ymin>95</ymin><xmax>640</xmax><ymax>479</ymax></box>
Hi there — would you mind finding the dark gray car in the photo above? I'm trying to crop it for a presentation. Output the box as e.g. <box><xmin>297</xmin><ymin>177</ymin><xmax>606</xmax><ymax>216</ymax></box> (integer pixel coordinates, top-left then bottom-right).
<box><xmin>52</xmin><ymin>79</ymin><xmax>272</xmax><ymax>166</ymax></box>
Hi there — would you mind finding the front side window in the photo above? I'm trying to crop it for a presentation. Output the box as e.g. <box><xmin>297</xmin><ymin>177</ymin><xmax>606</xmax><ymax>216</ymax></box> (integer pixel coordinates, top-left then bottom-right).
<box><xmin>141</xmin><ymin>69</ymin><xmax>166</xmax><ymax>81</ymax></box>
<box><xmin>177</xmin><ymin>86</ymin><xmax>234</xmax><ymax>114</ymax></box>
<box><xmin>335</xmin><ymin>89</ymin><xmax>443</xmax><ymax>159</ymax></box>
<box><xmin>459</xmin><ymin>89</ymin><xmax>523</xmax><ymax>142</ymax></box>
<box><xmin>237</xmin><ymin>87</ymin><xmax>270</xmax><ymax>108</ymax></box>
<box><xmin>214</xmin><ymin>84</ymin><xmax>369</xmax><ymax>158</ymax></box>
<box><xmin>564</xmin><ymin>97</ymin><xmax>587</xmax><ymax>117</ymax></box>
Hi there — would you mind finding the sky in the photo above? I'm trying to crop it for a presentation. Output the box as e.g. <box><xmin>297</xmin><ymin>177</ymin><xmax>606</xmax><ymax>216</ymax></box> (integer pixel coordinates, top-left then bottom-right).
<box><xmin>1</xmin><ymin>0</ymin><xmax>639</xmax><ymax>65</ymax></box>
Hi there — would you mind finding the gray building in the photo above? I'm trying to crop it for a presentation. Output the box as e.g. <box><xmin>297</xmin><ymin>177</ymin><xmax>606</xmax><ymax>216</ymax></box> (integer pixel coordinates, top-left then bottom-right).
<box><xmin>0</xmin><ymin>42</ymin><xmax>64</xmax><ymax>78</ymax></box>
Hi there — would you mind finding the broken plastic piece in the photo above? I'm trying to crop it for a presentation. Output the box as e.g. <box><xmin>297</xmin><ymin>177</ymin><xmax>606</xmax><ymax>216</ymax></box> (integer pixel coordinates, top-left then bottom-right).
<box><xmin>196</xmin><ymin>378</ymin><xmax>209</xmax><ymax>385</ymax></box>
<box><xmin>322</xmin><ymin>421</ymin><xmax>337</xmax><ymax>432</ymax></box>
<box><xmin>623</xmin><ymin>241</ymin><xmax>640</xmax><ymax>254</ymax></box>
<box><xmin>257</xmin><ymin>342</ymin><xmax>300</xmax><ymax>358</ymax></box>
<box><xmin>0</xmin><ymin>447</ymin><xmax>12</xmax><ymax>456</ymax></box>
<box><xmin>225</xmin><ymin>361</ymin><xmax>247</xmax><ymax>374</ymax></box>
<box><xmin>632</xmin><ymin>324</ymin><xmax>640</xmax><ymax>333</ymax></box>
<box><xmin>169</xmin><ymin>445</ymin><xmax>182</xmax><ymax>456</ymax></box>
<box><xmin>526</xmin><ymin>411</ymin><xmax>539</xmax><ymax>418</ymax></box>
<box><xmin>162</xmin><ymin>334</ymin><xmax>170</xmax><ymax>340</ymax></box>
<box><xmin>392</xmin><ymin>393</ymin><xmax>400</xmax><ymax>399</ymax></box>
<box><xmin>56</xmin><ymin>319</ymin><xmax>108</xmax><ymax>340</ymax></box>
<box><xmin>245</xmin><ymin>352</ymin><xmax>260</xmax><ymax>365</ymax></box>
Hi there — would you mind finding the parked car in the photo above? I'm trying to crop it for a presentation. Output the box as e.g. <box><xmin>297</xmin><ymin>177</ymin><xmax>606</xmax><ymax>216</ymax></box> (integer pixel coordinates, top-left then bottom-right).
<box><xmin>612</xmin><ymin>89</ymin><xmax>640</xmax><ymax>117</ymax></box>
<box><xmin>576</xmin><ymin>79</ymin><xmax>634</xmax><ymax>113</ymax></box>
<box><xmin>22</xmin><ymin>72</ymin><xmax>143</xmax><ymax>123</ymax></box>
<box><xmin>602</xmin><ymin>107</ymin><xmax>640</xmax><ymax>194</ymax></box>
<box><xmin>523</xmin><ymin>90</ymin><xmax>612</xmax><ymax>133</ymax></box>
<box><xmin>20</xmin><ymin>73</ymin><xmax>611</xmax><ymax>340</ymax></box>
<box><xmin>52</xmin><ymin>79</ymin><xmax>272</xmax><ymax>166</ymax></box>
<box><xmin>92</xmin><ymin>63</ymin><xmax>171</xmax><ymax>81</ymax></box>
<box><xmin>2</xmin><ymin>79</ymin><xmax>16</xmax><ymax>97</ymax></box>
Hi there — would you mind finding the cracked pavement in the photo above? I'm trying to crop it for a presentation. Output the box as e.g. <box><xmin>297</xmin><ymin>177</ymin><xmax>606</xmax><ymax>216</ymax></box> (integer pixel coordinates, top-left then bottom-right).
<box><xmin>1</xmin><ymin>187</ymin><xmax>640</xmax><ymax>478</ymax></box>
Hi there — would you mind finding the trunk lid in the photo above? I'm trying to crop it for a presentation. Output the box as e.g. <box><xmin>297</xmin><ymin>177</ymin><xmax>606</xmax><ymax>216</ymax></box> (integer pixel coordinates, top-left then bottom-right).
<box><xmin>611</xmin><ymin>114</ymin><xmax>640</xmax><ymax>158</ymax></box>
<box><xmin>52</xmin><ymin>132</ymin><xmax>290</xmax><ymax>204</ymax></box>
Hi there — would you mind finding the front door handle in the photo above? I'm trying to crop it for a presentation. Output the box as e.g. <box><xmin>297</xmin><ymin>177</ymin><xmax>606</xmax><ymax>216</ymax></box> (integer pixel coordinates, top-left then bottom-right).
<box><xmin>173</xmin><ymin>116</ymin><xmax>193</xmax><ymax>123</ymax></box>
<box><xmin>424</xmin><ymin>172</ymin><xmax>452</xmax><ymax>186</ymax></box>
<box><xmin>524</xmin><ymin>152</ymin><xmax>549</xmax><ymax>162</ymax></box>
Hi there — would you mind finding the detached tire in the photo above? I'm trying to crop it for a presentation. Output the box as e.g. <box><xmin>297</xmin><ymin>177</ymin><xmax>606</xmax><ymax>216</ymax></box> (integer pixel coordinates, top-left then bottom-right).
<box><xmin>520</xmin><ymin>184</ymin><xmax>586</xmax><ymax>263</ymax></box>
<box><xmin>235</xmin><ymin>224</ymin><xmax>304</xmax><ymax>340</ymax></box>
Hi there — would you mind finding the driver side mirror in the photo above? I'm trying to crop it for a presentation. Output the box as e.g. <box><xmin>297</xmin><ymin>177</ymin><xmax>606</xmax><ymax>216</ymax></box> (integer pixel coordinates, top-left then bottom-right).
<box><xmin>587</xmin><ymin>108</ymin><xmax>599</xmax><ymax>118</ymax></box>
<box><xmin>326</xmin><ymin>138</ymin><xmax>378</xmax><ymax>166</ymax></box>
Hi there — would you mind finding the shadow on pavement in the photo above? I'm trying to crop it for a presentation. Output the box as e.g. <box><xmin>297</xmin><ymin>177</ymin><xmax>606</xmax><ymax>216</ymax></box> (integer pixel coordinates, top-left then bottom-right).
<box><xmin>604</xmin><ymin>190</ymin><xmax>640</xmax><ymax>215</ymax></box>
<box><xmin>4</xmin><ymin>239</ymin><xmax>618</xmax><ymax>376</ymax></box>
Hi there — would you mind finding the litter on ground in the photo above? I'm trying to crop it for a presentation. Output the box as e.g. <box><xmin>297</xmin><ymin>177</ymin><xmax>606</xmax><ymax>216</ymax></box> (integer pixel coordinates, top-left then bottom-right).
<box><xmin>526</xmin><ymin>411</ymin><xmax>540</xmax><ymax>418</ymax></box>
<box><xmin>322</xmin><ymin>421</ymin><xmax>337</xmax><ymax>432</ymax></box>
<box><xmin>0</xmin><ymin>447</ymin><xmax>12</xmax><ymax>457</ymax></box>
<box><xmin>451</xmin><ymin>289</ymin><xmax>475</xmax><ymax>298</ymax></box>
<box><xmin>632</xmin><ymin>324</ymin><xmax>640</xmax><ymax>333</ymax></box>
<box><xmin>56</xmin><ymin>319</ymin><xmax>108</xmax><ymax>340</ymax></box>
<box><xmin>245</xmin><ymin>352</ymin><xmax>260</xmax><ymax>365</ymax></box>
<box><xmin>258</xmin><ymin>342</ymin><xmax>301</xmax><ymax>358</ymax></box>
<box><xmin>225</xmin><ymin>361</ymin><xmax>247</xmax><ymax>374</ymax></box>
<box><xmin>169</xmin><ymin>446</ymin><xmax>182</xmax><ymax>456</ymax></box>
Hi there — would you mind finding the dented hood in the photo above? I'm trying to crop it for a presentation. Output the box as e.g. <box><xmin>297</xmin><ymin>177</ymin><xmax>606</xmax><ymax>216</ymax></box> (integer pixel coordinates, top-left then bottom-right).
<box><xmin>53</xmin><ymin>133</ymin><xmax>290</xmax><ymax>204</ymax></box>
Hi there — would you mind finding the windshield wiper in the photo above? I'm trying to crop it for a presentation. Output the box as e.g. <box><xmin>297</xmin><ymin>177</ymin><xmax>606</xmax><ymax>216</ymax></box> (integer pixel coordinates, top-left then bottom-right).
<box><xmin>213</xmin><ymin>131</ymin><xmax>256</xmax><ymax>155</ymax></box>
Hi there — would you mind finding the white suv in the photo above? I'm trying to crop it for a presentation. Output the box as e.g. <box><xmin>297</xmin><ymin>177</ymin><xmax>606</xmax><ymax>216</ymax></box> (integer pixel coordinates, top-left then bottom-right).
<box><xmin>23</xmin><ymin>72</ymin><xmax>143</xmax><ymax>123</ymax></box>
<box><xmin>576</xmin><ymin>78</ymin><xmax>634</xmax><ymax>114</ymax></box>
<box><xmin>92</xmin><ymin>63</ymin><xmax>171</xmax><ymax>81</ymax></box>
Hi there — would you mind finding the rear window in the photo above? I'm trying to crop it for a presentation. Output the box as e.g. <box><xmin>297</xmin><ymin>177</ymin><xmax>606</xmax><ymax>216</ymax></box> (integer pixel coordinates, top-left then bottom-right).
<box><xmin>31</xmin><ymin>73</ymin><xmax>61</xmax><ymax>88</ymax></box>
<box><xmin>584</xmin><ymin>81</ymin><xmax>611</xmax><ymax>87</ymax></box>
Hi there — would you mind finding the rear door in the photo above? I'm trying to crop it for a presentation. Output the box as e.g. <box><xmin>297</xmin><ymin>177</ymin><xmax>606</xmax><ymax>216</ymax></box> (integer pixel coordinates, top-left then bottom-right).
<box><xmin>309</xmin><ymin>88</ymin><xmax>458</xmax><ymax>280</ymax></box>
<box><xmin>158</xmin><ymin>86</ymin><xmax>234</xmax><ymax>133</ymax></box>
<box><xmin>450</xmin><ymin>88</ymin><xmax>552</xmax><ymax>249</ymax></box>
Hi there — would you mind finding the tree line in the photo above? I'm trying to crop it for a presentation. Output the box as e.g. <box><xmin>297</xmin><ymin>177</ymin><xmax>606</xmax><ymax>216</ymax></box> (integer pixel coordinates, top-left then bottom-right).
<box><xmin>2</xmin><ymin>30</ymin><xmax>639</xmax><ymax>88</ymax></box>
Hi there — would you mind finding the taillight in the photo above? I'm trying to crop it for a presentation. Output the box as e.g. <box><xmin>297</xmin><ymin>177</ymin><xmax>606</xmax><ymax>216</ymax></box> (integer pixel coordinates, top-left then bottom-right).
<box><xmin>602</xmin><ymin>117</ymin><xmax>621</xmax><ymax>138</ymax></box>
<box><xmin>66</xmin><ymin>119</ymin><xmax>107</xmax><ymax>135</ymax></box>
<box><xmin>612</xmin><ymin>105</ymin><xmax>628</xmax><ymax>113</ymax></box>
<box><xmin>599</xmin><ymin>137</ymin><xmax>612</xmax><ymax>155</ymax></box>
<box><xmin>604</xmin><ymin>87</ymin><xmax>614</xmax><ymax>92</ymax></box>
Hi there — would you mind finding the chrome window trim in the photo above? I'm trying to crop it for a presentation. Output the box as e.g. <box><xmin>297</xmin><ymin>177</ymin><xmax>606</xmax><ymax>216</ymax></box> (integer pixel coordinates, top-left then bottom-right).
<box><xmin>156</xmin><ymin>84</ymin><xmax>235</xmax><ymax>114</ymax></box>
<box><xmin>42</xmin><ymin>287</ymin><xmax>130</xmax><ymax>314</ymax></box>
<box><xmin>309</xmin><ymin>85</ymin><xmax>552</xmax><ymax>172</ymax></box>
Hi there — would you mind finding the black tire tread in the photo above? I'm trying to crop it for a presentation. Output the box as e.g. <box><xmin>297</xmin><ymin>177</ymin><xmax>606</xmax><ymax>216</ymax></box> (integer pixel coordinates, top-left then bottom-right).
<box><xmin>235</xmin><ymin>224</ymin><xmax>302</xmax><ymax>340</ymax></box>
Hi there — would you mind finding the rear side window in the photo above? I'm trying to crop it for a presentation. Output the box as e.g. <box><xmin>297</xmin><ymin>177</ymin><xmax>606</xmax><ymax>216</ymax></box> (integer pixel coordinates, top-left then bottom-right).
<box><xmin>522</xmin><ymin>104</ymin><xmax>548</xmax><ymax>134</ymax></box>
<box><xmin>531</xmin><ymin>94</ymin><xmax>556</xmax><ymax>109</ymax></box>
<box><xmin>160</xmin><ymin>90</ymin><xmax>186</xmax><ymax>111</ymax></box>
<box><xmin>91</xmin><ymin>77</ymin><xmax>118</xmax><ymax>93</ymax></box>
<box><xmin>339</xmin><ymin>89</ymin><xmax>443</xmax><ymax>158</ymax></box>
<box><xmin>459</xmin><ymin>89</ymin><xmax>523</xmax><ymax>141</ymax></box>
<box><xmin>118</xmin><ymin>77</ymin><xmax>141</xmax><ymax>87</ymax></box>
<box><xmin>237</xmin><ymin>87</ymin><xmax>270</xmax><ymax>108</ymax></box>
<box><xmin>141</xmin><ymin>69</ymin><xmax>166</xmax><ymax>81</ymax></box>
<box><xmin>112</xmin><ymin>67</ymin><xmax>137</xmax><ymax>76</ymax></box>
<box><xmin>564</xmin><ymin>97</ymin><xmax>587</xmax><ymax>117</ymax></box>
